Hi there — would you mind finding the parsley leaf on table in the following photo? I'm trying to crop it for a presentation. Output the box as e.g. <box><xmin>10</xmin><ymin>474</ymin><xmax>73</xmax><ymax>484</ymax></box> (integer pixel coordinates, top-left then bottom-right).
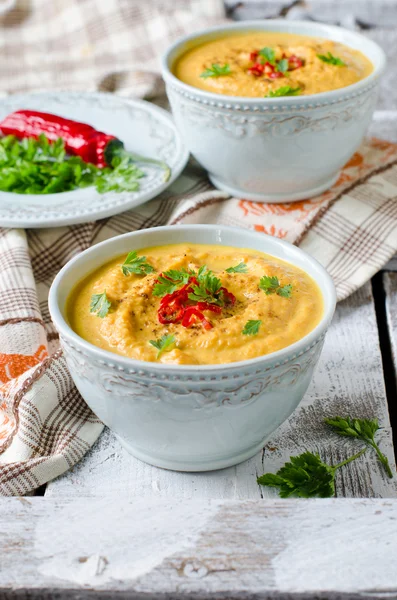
<box><xmin>325</xmin><ymin>416</ymin><xmax>393</xmax><ymax>478</ymax></box>
<box><xmin>317</xmin><ymin>52</ymin><xmax>346</xmax><ymax>66</ymax></box>
<box><xmin>259</xmin><ymin>275</ymin><xmax>292</xmax><ymax>298</ymax></box>
<box><xmin>242</xmin><ymin>320</ymin><xmax>262</xmax><ymax>335</ymax></box>
<box><xmin>200</xmin><ymin>63</ymin><xmax>231</xmax><ymax>79</ymax></box>
<box><xmin>257</xmin><ymin>449</ymin><xmax>366</xmax><ymax>498</ymax></box>
<box><xmin>121</xmin><ymin>251</ymin><xmax>155</xmax><ymax>276</ymax></box>
<box><xmin>225</xmin><ymin>262</ymin><xmax>248</xmax><ymax>274</ymax></box>
<box><xmin>266</xmin><ymin>86</ymin><xmax>301</xmax><ymax>98</ymax></box>
<box><xmin>90</xmin><ymin>291</ymin><xmax>111</xmax><ymax>318</ymax></box>
<box><xmin>149</xmin><ymin>334</ymin><xmax>176</xmax><ymax>358</ymax></box>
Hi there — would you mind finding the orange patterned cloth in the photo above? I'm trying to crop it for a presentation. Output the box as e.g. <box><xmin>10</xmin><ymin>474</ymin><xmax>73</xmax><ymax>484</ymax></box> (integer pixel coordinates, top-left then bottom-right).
<box><xmin>1</xmin><ymin>0</ymin><xmax>397</xmax><ymax>495</ymax></box>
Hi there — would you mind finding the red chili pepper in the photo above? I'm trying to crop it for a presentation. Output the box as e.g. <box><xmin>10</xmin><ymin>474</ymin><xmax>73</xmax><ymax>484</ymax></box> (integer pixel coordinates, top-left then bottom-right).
<box><xmin>250</xmin><ymin>50</ymin><xmax>259</xmax><ymax>62</ymax></box>
<box><xmin>181</xmin><ymin>307</ymin><xmax>213</xmax><ymax>330</ymax></box>
<box><xmin>0</xmin><ymin>110</ymin><xmax>171</xmax><ymax>179</ymax></box>
<box><xmin>288</xmin><ymin>55</ymin><xmax>304</xmax><ymax>70</ymax></box>
<box><xmin>220</xmin><ymin>287</ymin><xmax>236</xmax><ymax>305</ymax></box>
<box><xmin>248</xmin><ymin>62</ymin><xmax>265</xmax><ymax>76</ymax></box>
<box><xmin>155</xmin><ymin>274</ymin><xmax>236</xmax><ymax>330</ymax></box>
<box><xmin>268</xmin><ymin>71</ymin><xmax>284</xmax><ymax>79</ymax></box>
<box><xmin>196</xmin><ymin>302</ymin><xmax>222</xmax><ymax>314</ymax></box>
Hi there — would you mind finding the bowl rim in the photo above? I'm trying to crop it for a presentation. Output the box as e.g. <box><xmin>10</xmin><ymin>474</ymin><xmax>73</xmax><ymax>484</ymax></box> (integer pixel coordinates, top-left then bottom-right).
<box><xmin>49</xmin><ymin>225</ymin><xmax>337</xmax><ymax>373</ymax></box>
<box><xmin>161</xmin><ymin>19</ymin><xmax>386</xmax><ymax>106</ymax></box>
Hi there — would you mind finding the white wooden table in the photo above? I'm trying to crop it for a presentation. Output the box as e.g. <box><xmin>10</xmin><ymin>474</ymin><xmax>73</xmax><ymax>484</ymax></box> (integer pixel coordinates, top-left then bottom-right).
<box><xmin>1</xmin><ymin>2</ymin><xmax>397</xmax><ymax>598</ymax></box>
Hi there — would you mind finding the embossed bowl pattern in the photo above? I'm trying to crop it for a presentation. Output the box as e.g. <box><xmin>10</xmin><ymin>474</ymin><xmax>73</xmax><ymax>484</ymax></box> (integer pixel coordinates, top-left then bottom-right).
<box><xmin>162</xmin><ymin>20</ymin><xmax>386</xmax><ymax>203</ymax></box>
<box><xmin>49</xmin><ymin>225</ymin><xmax>336</xmax><ymax>471</ymax></box>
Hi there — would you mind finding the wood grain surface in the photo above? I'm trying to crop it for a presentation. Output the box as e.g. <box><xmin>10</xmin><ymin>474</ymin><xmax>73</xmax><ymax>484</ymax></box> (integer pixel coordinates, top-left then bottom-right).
<box><xmin>1</xmin><ymin>497</ymin><xmax>397</xmax><ymax>599</ymax></box>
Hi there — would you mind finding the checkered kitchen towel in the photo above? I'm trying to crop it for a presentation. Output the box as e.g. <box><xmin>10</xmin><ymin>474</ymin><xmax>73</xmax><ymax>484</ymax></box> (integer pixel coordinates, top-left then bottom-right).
<box><xmin>1</xmin><ymin>0</ymin><xmax>397</xmax><ymax>495</ymax></box>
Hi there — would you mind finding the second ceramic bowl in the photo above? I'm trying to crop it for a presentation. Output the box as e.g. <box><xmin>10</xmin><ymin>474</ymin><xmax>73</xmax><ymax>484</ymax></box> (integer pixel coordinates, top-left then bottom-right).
<box><xmin>162</xmin><ymin>20</ymin><xmax>386</xmax><ymax>202</ymax></box>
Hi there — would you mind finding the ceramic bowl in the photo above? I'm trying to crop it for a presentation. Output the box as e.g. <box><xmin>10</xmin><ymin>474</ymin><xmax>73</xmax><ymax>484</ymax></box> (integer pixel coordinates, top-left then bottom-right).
<box><xmin>161</xmin><ymin>20</ymin><xmax>386</xmax><ymax>203</ymax></box>
<box><xmin>49</xmin><ymin>225</ymin><xmax>336</xmax><ymax>472</ymax></box>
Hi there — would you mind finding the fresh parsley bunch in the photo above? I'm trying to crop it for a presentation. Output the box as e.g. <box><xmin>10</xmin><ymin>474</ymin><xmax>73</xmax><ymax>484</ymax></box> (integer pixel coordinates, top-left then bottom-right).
<box><xmin>0</xmin><ymin>134</ymin><xmax>150</xmax><ymax>195</ymax></box>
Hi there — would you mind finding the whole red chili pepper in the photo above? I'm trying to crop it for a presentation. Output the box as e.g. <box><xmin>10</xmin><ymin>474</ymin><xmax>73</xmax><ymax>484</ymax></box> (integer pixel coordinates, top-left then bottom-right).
<box><xmin>0</xmin><ymin>110</ymin><xmax>171</xmax><ymax>179</ymax></box>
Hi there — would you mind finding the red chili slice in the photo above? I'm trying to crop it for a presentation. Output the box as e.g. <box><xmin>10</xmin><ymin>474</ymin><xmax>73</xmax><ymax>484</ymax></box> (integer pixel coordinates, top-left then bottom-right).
<box><xmin>196</xmin><ymin>302</ymin><xmax>222</xmax><ymax>314</ymax></box>
<box><xmin>248</xmin><ymin>62</ymin><xmax>265</xmax><ymax>76</ymax></box>
<box><xmin>181</xmin><ymin>307</ymin><xmax>213</xmax><ymax>330</ymax></box>
<box><xmin>250</xmin><ymin>50</ymin><xmax>259</xmax><ymax>62</ymax></box>
<box><xmin>155</xmin><ymin>274</ymin><xmax>235</xmax><ymax>329</ymax></box>
<box><xmin>288</xmin><ymin>55</ymin><xmax>303</xmax><ymax>70</ymax></box>
<box><xmin>268</xmin><ymin>71</ymin><xmax>284</xmax><ymax>79</ymax></box>
<box><xmin>220</xmin><ymin>287</ymin><xmax>236</xmax><ymax>305</ymax></box>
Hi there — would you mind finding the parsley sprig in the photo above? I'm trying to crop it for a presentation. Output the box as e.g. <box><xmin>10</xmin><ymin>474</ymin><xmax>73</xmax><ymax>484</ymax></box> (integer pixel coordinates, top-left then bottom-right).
<box><xmin>149</xmin><ymin>334</ymin><xmax>176</xmax><ymax>358</ymax></box>
<box><xmin>259</xmin><ymin>275</ymin><xmax>292</xmax><ymax>298</ymax></box>
<box><xmin>266</xmin><ymin>86</ymin><xmax>301</xmax><ymax>98</ymax></box>
<box><xmin>121</xmin><ymin>251</ymin><xmax>155</xmax><ymax>276</ymax></box>
<box><xmin>152</xmin><ymin>268</ymin><xmax>193</xmax><ymax>297</ymax></box>
<box><xmin>317</xmin><ymin>52</ymin><xmax>346</xmax><ymax>66</ymax></box>
<box><xmin>242</xmin><ymin>320</ymin><xmax>262</xmax><ymax>335</ymax></box>
<box><xmin>325</xmin><ymin>416</ymin><xmax>393</xmax><ymax>478</ymax></box>
<box><xmin>188</xmin><ymin>266</ymin><xmax>223</xmax><ymax>304</ymax></box>
<box><xmin>90</xmin><ymin>291</ymin><xmax>111</xmax><ymax>318</ymax></box>
<box><xmin>258</xmin><ymin>47</ymin><xmax>289</xmax><ymax>74</ymax></box>
<box><xmin>226</xmin><ymin>262</ymin><xmax>248</xmax><ymax>274</ymax></box>
<box><xmin>259</xmin><ymin>47</ymin><xmax>276</xmax><ymax>64</ymax></box>
<box><xmin>153</xmin><ymin>265</ymin><xmax>224</xmax><ymax>304</ymax></box>
<box><xmin>257</xmin><ymin>448</ymin><xmax>366</xmax><ymax>498</ymax></box>
<box><xmin>200</xmin><ymin>63</ymin><xmax>231</xmax><ymax>79</ymax></box>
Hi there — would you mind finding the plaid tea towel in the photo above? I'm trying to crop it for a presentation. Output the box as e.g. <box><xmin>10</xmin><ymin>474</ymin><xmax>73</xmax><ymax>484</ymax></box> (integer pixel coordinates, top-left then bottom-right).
<box><xmin>1</xmin><ymin>0</ymin><xmax>397</xmax><ymax>495</ymax></box>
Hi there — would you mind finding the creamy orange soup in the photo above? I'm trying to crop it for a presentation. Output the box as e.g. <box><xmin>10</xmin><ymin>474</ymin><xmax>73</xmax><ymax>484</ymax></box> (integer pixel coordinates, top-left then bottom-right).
<box><xmin>174</xmin><ymin>31</ymin><xmax>373</xmax><ymax>97</ymax></box>
<box><xmin>68</xmin><ymin>243</ymin><xmax>323</xmax><ymax>365</ymax></box>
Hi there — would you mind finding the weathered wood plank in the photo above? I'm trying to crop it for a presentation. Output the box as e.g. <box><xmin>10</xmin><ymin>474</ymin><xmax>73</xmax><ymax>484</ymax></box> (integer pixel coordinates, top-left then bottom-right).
<box><xmin>45</xmin><ymin>282</ymin><xmax>396</xmax><ymax>498</ymax></box>
<box><xmin>1</xmin><ymin>497</ymin><xmax>397</xmax><ymax>598</ymax></box>
<box><xmin>385</xmin><ymin>272</ymin><xmax>397</xmax><ymax>384</ymax></box>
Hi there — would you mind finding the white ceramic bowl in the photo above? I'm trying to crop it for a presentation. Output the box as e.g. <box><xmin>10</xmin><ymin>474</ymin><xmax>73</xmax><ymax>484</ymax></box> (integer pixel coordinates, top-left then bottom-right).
<box><xmin>162</xmin><ymin>20</ymin><xmax>386</xmax><ymax>202</ymax></box>
<box><xmin>49</xmin><ymin>225</ymin><xmax>336</xmax><ymax>471</ymax></box>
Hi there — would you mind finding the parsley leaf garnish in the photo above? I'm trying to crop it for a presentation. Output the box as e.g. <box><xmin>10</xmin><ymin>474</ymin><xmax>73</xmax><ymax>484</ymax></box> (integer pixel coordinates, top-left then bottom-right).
<box><xmin>188</xmin><ymin>267</ymin><xmax>223</xmax><ymax>304</ymax></box>
<box><xmin>317</xmin><ymin>52</ymin><xmax>346</xmax><ymax>66</ymax></box>
<box><xmin>225</xmin><ymin>262</ymin><xmax>248</xmax><ymax>274</ymax></box>
<box><xmin>258</xmin><ymin>47</ymin><xmax>275</xmax><ymax>64</ymax></box>
<box><xmin>200</xmin><ymin>63</ymin><xmax>231</xmax><ymax>79</ymax></box>
<box><xmin>242</xmin><ymin>320</ymin><xmax>262</xmax><ymax>335</ymax></box>
<box><xmin>149</xmin><ymin>334</ymin><xmax>176</xmax><ymax>358</ymax></box>
<box><xmin>90</xmin><ymin>291</ymin><xmax>111</xmax><ymax>318</ymax></box>
<box><xmin>257</xmin><ymin>449</ymin><xmax>366</xmax><ymax>498</ymax></box>
<box><xmin>152</xmin><ymin>268</ymin><xmax>192</xmax><ymax>297</ymax></box>
<box><xmin>277</xmin><ymin>283</ymin><xmax>293</xmax><ymax>298</ymax></box>
<box><xmin>121</xmin><ymin>251</ymin><xmax>155</xmax><ymax>276</ymax></box>
<box><xmin>259</xmin><ymin>275</ymin><xmax>292</xmax><ymax>298</ymax></box>
<box><xmin>276</xmin><ymin>58</ymin><xmax>289</xmax><ymax>73</ymax></box>
<box><xmin>325</xmin><ymin>416</ymin><xmax>393</xmax><ymax>478</ymax></box>
<box><xmin>266</xmin><ymin>86</ymin><xmax>301</xmax><ymax>97</ymax></box>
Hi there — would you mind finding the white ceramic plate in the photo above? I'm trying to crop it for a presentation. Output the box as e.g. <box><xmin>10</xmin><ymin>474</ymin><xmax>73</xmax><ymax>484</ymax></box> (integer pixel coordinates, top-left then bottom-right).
<box><xmin>0</xmin><ymin>92</ymin><xmax>189</xmax><ymax>228</ymax></box>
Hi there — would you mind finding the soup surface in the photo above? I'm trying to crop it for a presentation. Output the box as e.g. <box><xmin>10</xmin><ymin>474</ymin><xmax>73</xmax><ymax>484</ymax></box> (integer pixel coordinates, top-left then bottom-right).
<box><xmin>174</xmin><ymin>31</ymin><xmax>373</xmax><ymax>97</ymax></box>
<box><xmin>68</xmin><ymin>243</ymin><xmax>323</xmax><ymax>365</ymax></box>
